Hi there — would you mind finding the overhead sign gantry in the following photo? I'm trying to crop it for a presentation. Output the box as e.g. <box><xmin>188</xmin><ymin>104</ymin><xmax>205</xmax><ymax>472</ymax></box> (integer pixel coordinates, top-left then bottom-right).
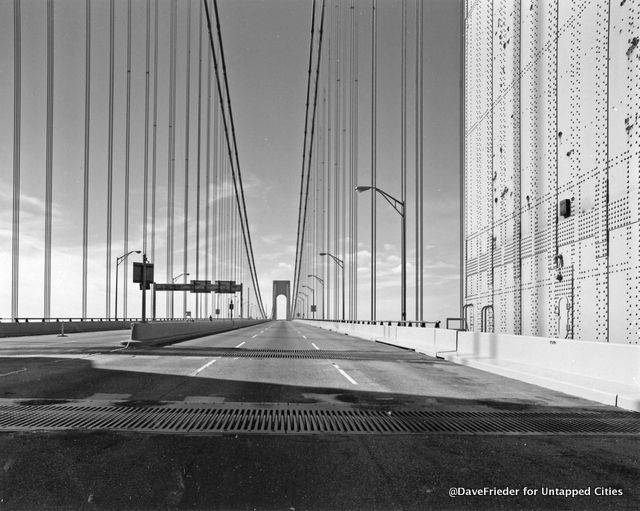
<box><xmin>152</xmin><ymin>280</ymin><xmax>244</xmax><ymax>319</ymax></box>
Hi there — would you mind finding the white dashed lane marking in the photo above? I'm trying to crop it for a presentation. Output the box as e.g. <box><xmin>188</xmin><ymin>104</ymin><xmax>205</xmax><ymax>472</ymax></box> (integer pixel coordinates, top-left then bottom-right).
<box><xmin>193</xmin><ymin>359</ymin><xmax>216</xmax><ymax>375</ymax></box>
<box><xmin>331</xmin><ymin>363</ymin><xmax>358</xmax><ymax>385</ymax></box>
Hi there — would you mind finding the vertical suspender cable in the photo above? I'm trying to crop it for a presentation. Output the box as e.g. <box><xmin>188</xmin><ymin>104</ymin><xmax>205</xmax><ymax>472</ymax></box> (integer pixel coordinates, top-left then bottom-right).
<box><xmin>81</xmin><ymin>0</ymin><xmax>90</xmax><ymax>318</ymax></box>
<box><xmin>326</xmin><ymin>6</ymin><xmax>332</xmax><ymax>320</ymax></box>
<box><xmin>167</xmin><ymin>0</ymin><xmax>177</xmax><ymax>317</ymax></box>
<box><xmin>196</xmin><ymin>0</ymin><xmax>204</xmax><ymax>317</ymax></box>
<box><xmin>223</xmin><ymin>154</ymin><xmax>227</xmax><ymax>280</ymax></box>
<box><xmin>151</xmin><ymin>1</ymin><xmax>159</xmax><ymax>265</ymax></box>
<box><xmin>223</xmin><ymin>159</ymin><xmax>227</xmax><ymax>280</ymax></box>
<box><xmin>314</xmin><ymin>108</ymin><xmax>319</xmax><ymax>317</ymax></box>
<box><xmin>123</xmin><ymin>0</ymin><xmax>132</xmax><ymax>318</ymax></box>
<box><xmin>414</xmin><ymin>0</ymin><xmax>420</xmax><ymax>321</ymax></box>
<box><xmin>44</xmin><ymin>0</ymin><xmax>54</xmax><ymax>318</ymax></box>
<box><xmin>322</xmin><ymin>88</ymin><xmax>327</xmax><ymax>319</ymax></box>
<box><xmin>341</xmin><ymin>0</ymin><xmax>348</xmax><ymax>321</ymax></box>
<box><xmin>106</xmin><ymin>0</ymin><xmax>115</xmax><ymax>317</ymax></box>
<box><xmin>333</xmin><ymin>3</ymin><xmax>340</xmax><ymax>320</ymax></box>
<box><xmin>143</xmin><ymin>0</ymin><xmax>151</xmax><ymax>258</ymax></box>
<box><xmin>151</xmin><ymin>0</ymin><xmax>159</xmax><ymax>317</ymax></box>
<box><xmin>418</xmin><ymin>0</ymin><xmax>424</xmax><ymax>321</ymax></box>
<box><xmin>213</xmin><ymin>63</ymin><xmax>220</xmax><ymax>294</ymax></box>
<box><xmin>204</xmin><ymin>2</ymin><xmax>211</xmax><ymax>318</ymax></box>
<box><xmin>228</xmin><ymin>156</ymin><xmax>232</xmax><ymax>281</ymax></box>
<box><xmin>184</xmin><ymin>0</ymin><xmax>192</xmax><ymax>318</ymax></box>
<box><xmin>370</xmin><ymin>0</ymin><xmax>377</xmax><ymax>321</ymax></box>
<box><xmin>214</xmin><ymin>92</ymin><xmax>220</xmax><ymax>311</ymax></box>
<box><xmin>349</xmin><ymin>0</ymin><xmax>356</xmax><ymax>320</ymax></box>
<box><xmin>348</xmin><ymin>0</ymin><xmax>354</xmax><ymax>320</ymax></box>
<box><xmin>353</xmin><ymin>0</ymin><xmax>358</xmax><ymax>321</ymax></box>
<box><xmin>12</xmin><ymin>0</ymin><xmax>21</xmax><ymax>320</ymax></box>
<box><xmin>401</xmin><ymin>0</ymin><xmax>406</xmax><ymax>322</ymax></box>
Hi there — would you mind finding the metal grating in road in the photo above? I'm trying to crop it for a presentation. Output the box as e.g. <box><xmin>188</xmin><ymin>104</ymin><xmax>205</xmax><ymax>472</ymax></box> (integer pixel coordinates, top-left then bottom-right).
<box><xmin>139</xmin><ymin>348</ymin><xmax>427</xmax><ymax>361</ymax></box>
<box><xmin>0</xmin><ymin>402</ymin><xmax>638</xmax><ymax>435</ymax></box>
<box><xmin>221</xmin><ymin>349</ymin><xmax>407</xmax><ymax>360</ymax></box>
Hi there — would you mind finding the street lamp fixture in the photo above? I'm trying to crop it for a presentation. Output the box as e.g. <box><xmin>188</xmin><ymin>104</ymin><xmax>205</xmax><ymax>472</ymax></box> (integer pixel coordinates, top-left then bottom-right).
<box><xmin>172</xmin><ymin>272</ymin><xmax>190</xmax><ymax>282</ymax></box>
<box><xmin>319</xmin><ymin>252</ymin><xmax>345</xmax><ymax>321</ymax></box>
<box><xmin>356</xmin><ymin>185</ymin><xmax>406</xmax><ymax>321</ymax></box>
<box><xmin>115</xmin><ymin>250</ymin><xmax>141</xmax><ymax>320</ymax></box>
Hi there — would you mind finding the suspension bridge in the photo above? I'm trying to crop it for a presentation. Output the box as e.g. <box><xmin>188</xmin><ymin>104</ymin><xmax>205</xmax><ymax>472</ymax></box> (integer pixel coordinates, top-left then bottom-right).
<box><xmin>0</xmin><ymin>1</ymin><xmax>638</xmax><ymax>510</ymax></box>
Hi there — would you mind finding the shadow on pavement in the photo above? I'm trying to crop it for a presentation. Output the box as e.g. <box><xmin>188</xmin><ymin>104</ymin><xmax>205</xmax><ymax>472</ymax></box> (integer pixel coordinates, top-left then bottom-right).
<box><xmin>0</xmin><ymin>357</ymin><xmax>638</xmax><ymax>510</ymax></box>
<box><xmin>0</xmin><ymin>356</ymin><xmax>615</xmax><ymax>412</ymax></box>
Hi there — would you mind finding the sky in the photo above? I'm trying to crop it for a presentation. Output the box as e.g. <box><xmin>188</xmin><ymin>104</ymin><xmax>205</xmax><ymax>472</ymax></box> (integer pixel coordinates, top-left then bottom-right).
<box><xmin>0</xmin><ymin>0</ymin><xmax>460</xmax><ymax>323</ymax></box>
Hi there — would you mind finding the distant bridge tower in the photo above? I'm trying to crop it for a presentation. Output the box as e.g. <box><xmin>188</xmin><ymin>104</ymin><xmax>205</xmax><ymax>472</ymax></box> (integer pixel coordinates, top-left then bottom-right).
<box><xmin>272</xmin><ymin>281</ymin><xmax>291</xmax><ymax>321</ymax></box>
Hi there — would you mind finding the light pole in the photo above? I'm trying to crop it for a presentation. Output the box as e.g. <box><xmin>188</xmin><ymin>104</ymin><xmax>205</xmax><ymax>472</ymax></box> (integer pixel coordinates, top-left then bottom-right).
<box><xmin>302</xmin><ymin>284</ymin><xmax>315</xmax><ymax>319</ymax></box>
<box><xmin>307</xmin><ymin>274</ymin><xmax>325</xmax><ymax>320</ymax></box>
<box><xmin>356</xmin><ymin>185</ymin><xmax>406</xmax><ymax>321</ymax></box>
<box><xmin>115</xmin><ymin>250</ymin><xmax>141</xmax><ymax>320</ymax></box>
<box><xmin>172</xmin><ymin>272</ymin><xmax>189</xmax><ymax>318</ymax></box>
<box><xmin>320</xmin><ymin>252</ymin><xmax>345</xmax><ymax>321</ymax></box>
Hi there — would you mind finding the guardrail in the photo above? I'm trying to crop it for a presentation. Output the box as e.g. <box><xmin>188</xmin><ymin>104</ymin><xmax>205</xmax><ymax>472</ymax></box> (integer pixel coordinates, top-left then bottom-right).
<box><xmin>0</xmin><ymin>317</ymin><xmax>265</xmax><ymax>338</ymax></box>
<box><xmin>0</xmin><ymin>317</ymin><xmax>257</xmax><ymax>323</ymax></box>
<box><xmin>298</xmin><ymin>318</ymin><xmax>442</xmax><ymax>328</ymax></box>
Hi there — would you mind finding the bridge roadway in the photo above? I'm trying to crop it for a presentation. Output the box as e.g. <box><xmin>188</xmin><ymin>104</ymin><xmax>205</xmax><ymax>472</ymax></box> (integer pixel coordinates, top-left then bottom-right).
<box><xmin>0</xmin><ymin>321</ymin><xmax>638</xmax><ymax>509</ymax></box>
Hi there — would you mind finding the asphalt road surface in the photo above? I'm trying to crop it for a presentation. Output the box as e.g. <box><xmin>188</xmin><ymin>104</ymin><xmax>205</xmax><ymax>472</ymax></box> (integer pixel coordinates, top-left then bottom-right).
<box><xmin>0</xmin><ymin>321</ymin><xmax>638</xmax><ymax>510</ymax></box>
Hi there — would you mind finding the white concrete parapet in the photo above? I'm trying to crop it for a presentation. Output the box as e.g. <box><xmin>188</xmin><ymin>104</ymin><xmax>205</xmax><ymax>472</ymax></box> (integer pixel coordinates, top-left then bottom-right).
<box><xmin>296</xmin><ymin>320</ymin><xmax>640</xmax><ymax>412</ymax></box>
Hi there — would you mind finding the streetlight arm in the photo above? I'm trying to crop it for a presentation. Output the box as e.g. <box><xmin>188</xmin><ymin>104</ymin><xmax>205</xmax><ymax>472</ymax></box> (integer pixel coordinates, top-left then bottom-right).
<box><xmin>172</xmin><ymin>272</ymin><xmax>190</xmax><ymax>282</ymax></box>
<box><xmin>117</xmin><ymin>250</ymin><xmax>141</xmax><ymax>266</ymax></box>
<box><xmin>323</xmin><ymin>253</ymin><xmax>343</xmax><ymax>268</ymax></box>
<box><xmin>376</xmin><ymin>188</ymin><xmax>404</xmax><ymax>216</ymax></box>
<box><xmin>357</xmin><ymin>185</ymin><xmax>404</xmax><ymax>216</ymax></box>
<box><xmin>308</xmin><ymin>274</ymin><xmax>325</xmax><ymax>285</ymax></box>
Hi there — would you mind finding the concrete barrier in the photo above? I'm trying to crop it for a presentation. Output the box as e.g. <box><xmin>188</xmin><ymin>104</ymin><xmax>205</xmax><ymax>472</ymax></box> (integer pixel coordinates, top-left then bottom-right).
<box><xmin>0</xmin><ymin>320</ymin><xmax>133</xmax><ymax>337</ymax></box>
<box><xmin>130</xmin><ymin>319</ymin><xmax>269</xmax><ymax>346</ymax></box>
<box><xmin>296</xmin><ymin>319</ymin><xmax>640</xmax><ymax>412</ymax></box>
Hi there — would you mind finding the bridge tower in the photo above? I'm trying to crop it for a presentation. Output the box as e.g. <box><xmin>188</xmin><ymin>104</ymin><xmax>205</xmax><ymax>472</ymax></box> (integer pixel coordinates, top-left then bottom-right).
<box><xmin>272</xmin><ymin>281</ymin><xmax>291</xmax><ymax>321</ymax></box>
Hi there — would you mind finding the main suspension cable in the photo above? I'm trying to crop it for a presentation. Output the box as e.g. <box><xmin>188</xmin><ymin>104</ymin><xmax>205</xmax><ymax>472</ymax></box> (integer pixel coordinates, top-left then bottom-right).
<box><xmin>292</xmin><ymin>0</ymin><xmax>318</xmax><ymax>318</ymax></box>
<box><xmin>204</xmin><ymin>0</ymin><xmax>266</xmax><ymax>318</ymax></box>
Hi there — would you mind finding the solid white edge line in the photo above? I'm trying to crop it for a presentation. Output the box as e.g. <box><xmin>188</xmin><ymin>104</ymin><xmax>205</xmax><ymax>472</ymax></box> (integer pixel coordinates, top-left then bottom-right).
<box><xmin>311</xmin><ymin>343</ymin><xmax>320</xmax><ymax>350</ymax></box>
<box><xmin>331</xmin><ymin>363</ymin><xmax>358</xmax><ymax>385</ymax></box>
<box><xmin>235</xmin><ymin>341</ymin><xmax>245</xmax><ymax>348</ymax></box>
<box><xmin>194</xmin><ymin>359</ymin><xmax>216</xmax><ymax>375</ymax></box>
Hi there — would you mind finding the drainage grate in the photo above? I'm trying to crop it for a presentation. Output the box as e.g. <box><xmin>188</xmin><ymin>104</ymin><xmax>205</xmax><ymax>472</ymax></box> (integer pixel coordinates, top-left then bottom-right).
<box><xmin>0</xmin><ymin>402</ymin><xmax>638</xmax><ymax>436</ymax></box>
<box><xmin>137</xmin><ymin>348</ymin><xmax>426</xmax><ymax>361</ymax></box>
<box><xmin>227</xmin><ymin>349</ymin><xmax>406</xmax><ymax>360</ymax></box>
